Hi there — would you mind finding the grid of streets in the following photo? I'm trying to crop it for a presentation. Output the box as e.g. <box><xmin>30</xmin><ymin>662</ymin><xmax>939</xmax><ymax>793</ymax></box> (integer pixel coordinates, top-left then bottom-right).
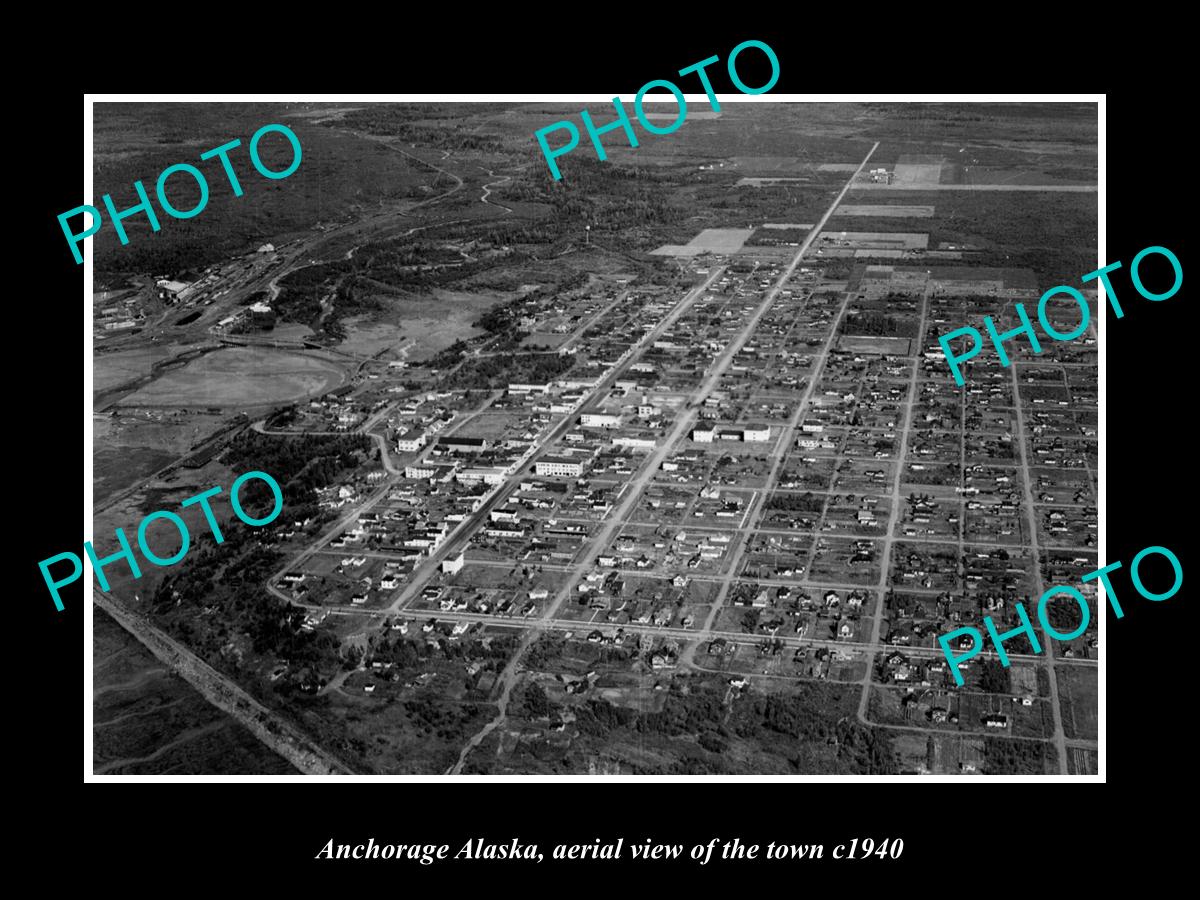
<box><xmin>92</xmin><ymin>104</ymin><xmax>1099</xmax><ymax>777</ymax></box>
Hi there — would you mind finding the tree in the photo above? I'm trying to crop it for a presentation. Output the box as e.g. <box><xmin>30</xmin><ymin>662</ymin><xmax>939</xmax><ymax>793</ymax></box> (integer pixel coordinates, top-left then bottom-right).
<box><xmin>978</xmin><ymin>659</ymin><xmax>1011</xmax><ymax>694</ymax></box>
<box><xmin>522</xmin><ymin>682</ymin><xmax>551</xmax><ymax>717</ymax></box>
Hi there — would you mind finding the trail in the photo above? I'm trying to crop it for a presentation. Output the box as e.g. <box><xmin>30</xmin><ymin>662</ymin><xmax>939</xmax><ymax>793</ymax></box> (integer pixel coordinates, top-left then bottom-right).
<box><xmin>94</xmin><ymin>720</ymin><xmax>228</xmax><ymax>774</ymax></box>
<box><xmin>93</xmin><ymin>589</ymin><xmax>354</xmax><ymax>775</ymax></box>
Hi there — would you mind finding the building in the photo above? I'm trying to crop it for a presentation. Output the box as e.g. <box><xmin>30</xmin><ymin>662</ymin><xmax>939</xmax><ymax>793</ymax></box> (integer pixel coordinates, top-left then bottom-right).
<box><xmin>508</xmin><ymin>382</ymin><xmax>551</xmax><ymax>395</ymax></box>
<box><xmin>438</xmin><ymin>436</ymin><xmax>488</xmax><ymax>453</ymax></box>
<box><xmin>691</xmin><ymin>426</ymin><xmax>716</xmax><ymax>443</ymax></box>
<box><xmin>612</xmin><ymin>436</ymin><xmax>656</xmax><ymax>452</ymax></box>
<box><xmin>405</xmin><ymin>462</ymin><xmax>456</xmax><ymax>481</ymax></box>
<box><xmin>248</xmin><ymin>301</ymin><xmax>276</xmax><ymax>328</ymax></box>
<box><xmin>442</xmin><ymin>553</ymin><xmax>465</xmax><ymax>575</ymax></box>
<box><xmin>741</xmin><ymin>424</ymin><xmax>770</xmax><ymax>442</ymax></box>
<box><xmin>580</xmin><ymin>412</ymin><xmax>621</xmax><ymax>429</ymax></box>
<box><xmin>535</xmin><ymin>456</ymin><xmax>584</xmax><ymax>478</ymax></box>
<box><xmin>457</xmin><ymin>467</ymin><xmax>506</xmax><ymax>485</ymax></box>
<box><xmin>396</xmin><ymin>429</ymin><xmax>426</xmax><ymax>453</ymax></box>
<box><xmin>156</xmin><ymin>279</ymin><xmax>191</xmax><ymax>303</ymax></box>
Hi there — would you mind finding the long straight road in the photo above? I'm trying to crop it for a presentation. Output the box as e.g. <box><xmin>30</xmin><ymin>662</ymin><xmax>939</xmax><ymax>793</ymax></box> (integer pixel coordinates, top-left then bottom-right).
<box><xmin>683</xmin><ymin>142</ymin><xmax>881</xmax><ymax>666</ymax></box>
<box><xmin>384</xmin><ymin>265</ymin><xmax>728</xmax><ymax>616</ymax></box>
<box><xmin>93</xmin><ymin>589</ymin><xmax>353</xmax><ymax>775</ymax></box>
<box><xmin>324</xmin><ymin>603</ymin><xmax>1097</xmax><ymax>669</ymax></box>
<box><xmin>447</xmin><ymin>144</ymin><xmax>882</xmax><ymax>773</ymax></box>
<box><xmin>857</xmin><ymin>284</ymin><xmax>930</xmax><ymax>723</ymax></box>
<box><xmin>1008</xmin><ymin>364</ymin><xmax>1070</xmax><ymax>774</ymax></box>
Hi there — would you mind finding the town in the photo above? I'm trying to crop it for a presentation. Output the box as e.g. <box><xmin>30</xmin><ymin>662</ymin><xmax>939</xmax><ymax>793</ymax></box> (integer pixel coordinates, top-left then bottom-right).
<box><xmin>91</xmin><ymin>100</ymin><xmax>1099</xmax><ymax>778</ymax></box>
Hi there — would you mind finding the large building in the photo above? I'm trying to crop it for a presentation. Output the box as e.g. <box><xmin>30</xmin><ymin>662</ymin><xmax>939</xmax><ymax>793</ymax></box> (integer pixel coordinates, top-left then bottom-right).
<box><xmin>696</xmin><ymin>424</ymin><xmax>770</xmax><ymax>443</ymax></box>
<box><xmin>613</xmin><ymin>436</ymin><xmax>656</xmax><ymax>452</ymax></box>
<box><xmin>248</xmin><ymin>301</ymin><xmax>276</xmax><ymax>328</ymax></box>
<box><xmin>742</xmin><ymin>424</ymin><xmax>771</xmax><ymax>442</ymax></box>
<box><xmin>535</xmin><ymin>456</ymin><xmax>584</xmax><ymax>478</ymax></box>
<box><xmin>396</xmin><ymin>429</ymin><xmax>427</xmax><ymax>453</ymax></box>
<box><xmin>579</xmin><ymin>412</ymin><xmax>621</xmax><ymax>429</ymax></box>
<box><xmin>508</xmin><ymin>382</ymin><xmax>551</xmax><ymax>395</ymax></box>
<box><xmin>156</xmin><ymin>279</ymin><xmax>192</xmax><ymax>303</ymax></box>
<box><xmin>456</xmin><ymin>467</ymin><xmax>506</xmax><ymax>485</ymax></box>
<box><xmin>437</xmin><ymin>436</ymin><xmax>488</xmax><ymax>453</ymax></box>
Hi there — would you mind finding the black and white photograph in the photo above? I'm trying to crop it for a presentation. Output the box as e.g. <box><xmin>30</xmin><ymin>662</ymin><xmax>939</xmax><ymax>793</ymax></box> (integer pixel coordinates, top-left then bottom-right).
<box><xmin>80</xmin><ymin>96</ymin><xmax>1102</xmax><ymax>778</ymax></box>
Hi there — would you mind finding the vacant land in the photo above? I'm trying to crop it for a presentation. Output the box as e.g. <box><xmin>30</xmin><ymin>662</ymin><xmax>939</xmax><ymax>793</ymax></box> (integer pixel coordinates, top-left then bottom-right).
<box><xmin>651</xmin><ymin>227</ymin><xmax>755</xmax><ymax>257</ymax></box>
<box><xmin>121</xmin><ymin>347</ymin><xmax>347</xmax><ymax>408</ymax></box>
<box><xmin>835</xmin><ymin>204</ymin><xmax>934</xmax><ymax>218</ymax></box>
<box><xmin>1058</xmin><ymin>666</ymin><xmax>1099</xmax><ymax>740</ymax></box>
<box><xmin>94</xmin><ymin>608</ymin><xmax>297</xmax><ymax>775</ymax></box>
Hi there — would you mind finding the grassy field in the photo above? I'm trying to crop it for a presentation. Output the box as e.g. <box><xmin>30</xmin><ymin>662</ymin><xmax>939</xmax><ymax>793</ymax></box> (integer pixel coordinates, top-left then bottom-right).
<box><xmin>121</xmin><ymin>347</ymin><xmax>346</xmax><ymax>408</ymax></box>
<box><xmin>1057</xmin><ymin>665</ymin><xmax>1099</xmax><ymax>740</ymax></box>
<box><xmin>94</xmin><ymin>345</ymin><xmax>178</xmax><ymax>393</ymax></box>
<box><xmin>94</xmin><ymin>608</ymin><xmax>297</xmax><ymax>775</ymax></box>
<box><xmin>92</xmin><ymin>411</ymin><xmax>230</xmax><ymax>502</ymax></box>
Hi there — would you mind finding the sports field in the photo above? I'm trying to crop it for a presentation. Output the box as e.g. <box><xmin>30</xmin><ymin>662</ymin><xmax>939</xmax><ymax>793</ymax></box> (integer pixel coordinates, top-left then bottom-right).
<box><xmin>121</xmin><ymin>347</ymin><xmax>347</xmax><ymax>408</ymax></box>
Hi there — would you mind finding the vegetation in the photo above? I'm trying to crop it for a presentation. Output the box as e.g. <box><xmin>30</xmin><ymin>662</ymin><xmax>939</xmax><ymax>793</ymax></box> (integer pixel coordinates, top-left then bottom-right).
<box><xmin>982</xmin><ymin>736</ymin><xmax>1052</xmax><ymax>774</ymax></box>
<box><xmin>444</xmin><ymin>352</ymin><xmax>575</xmax><ymax>389</ymax></box>
<box><xmin>978</xmin><ymin>659</ymin><xmax>1012</xmax><ymax>694</ymax></box>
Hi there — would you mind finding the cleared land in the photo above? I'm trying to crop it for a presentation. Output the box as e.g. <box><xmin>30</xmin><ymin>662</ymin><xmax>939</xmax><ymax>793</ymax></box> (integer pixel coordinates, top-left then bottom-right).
<box><xmin>835</xmin><ymin>204</ymin><xmax>934</xmax><ymax>218</ymax></box>
<box><xmin>651</xmin><ymin>227</ymin><xmax>755</xmax><ymax>257</ymax></box>
<box><xmin>854</xmin><ymin>183</ymin><xmax>1096</xmax><ymax>192</ymax></box>
<box><xmin>121</xmin><ymin>347</ymin><xmax>346</xmax><ymax>408</ymax></box>
<box><xmin>892</xmin><ymin>161</ymin><xmax>944</xmax><ymax>185</ymax></box>
<box><xmin>94</xmin><ymin>608</ymin><xmax>298</xmax><ymax>775</ymax></box>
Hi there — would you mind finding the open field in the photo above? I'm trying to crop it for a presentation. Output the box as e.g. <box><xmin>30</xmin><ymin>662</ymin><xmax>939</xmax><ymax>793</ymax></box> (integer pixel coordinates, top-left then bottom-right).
<box><xmin>94</xmin><ymin>345</ymin><xmax>181</xmax><ymax>393</ymax></box>
<box><xmin>121</xmin><ymin>347</ymin><xmax>347</xmax><ymax>408</ymax></box>
<box><xmin>837</xmin><ymin>335</ymin><xmax>913</xmax><ymax>354</ymax></box>
<box><xmin>651</xmin><ymin>227</ymin><xmax>755</xmax><ymax>257</ymax></box>
<box><xmin>1058</xmin><ymin>665</ymin><xmax>1099</xmax><ymax>741</ymax></box>
<box><xmin>94</xmin><ymin>608</ymin><xmax>297</xmax><ymax>775</ymax></box>
<box><xmin>835</xmin><ymin>204</ymin><xmax>934</xmax><ymax>218</ymax></box>
<box><xmin>854</xmin><ymin>183</ymin><xmax>1096</xmax><ymax>192</ymax></box>
<box><xmin>737</xmin><ymin>177</ymin><xmax>812</xmax><ymax>186</ymax></box>
<box><xmin>892</xmin><ymin>162</ymin><xmax>943</xmax><ymax>185</ymax></box>
<box><xmin>92</xmin><ymin>410</ymin><xmax>231</xmax><ymax>502</ymax></box>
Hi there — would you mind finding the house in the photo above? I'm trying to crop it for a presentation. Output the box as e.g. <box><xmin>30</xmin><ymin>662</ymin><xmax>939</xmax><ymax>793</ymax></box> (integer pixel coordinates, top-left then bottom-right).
<box><xmin>442</xmin><ymin>553</ymin><xmax>465</xmax><ymax>575</ymax></box>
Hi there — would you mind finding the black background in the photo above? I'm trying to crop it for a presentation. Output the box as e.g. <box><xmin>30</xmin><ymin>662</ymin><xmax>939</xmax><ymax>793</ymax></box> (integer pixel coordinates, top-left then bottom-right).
<box><xmin>14</xmin><ymin>22</ymin><xmax>1191</xmax><ymax>888</ymax></box>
